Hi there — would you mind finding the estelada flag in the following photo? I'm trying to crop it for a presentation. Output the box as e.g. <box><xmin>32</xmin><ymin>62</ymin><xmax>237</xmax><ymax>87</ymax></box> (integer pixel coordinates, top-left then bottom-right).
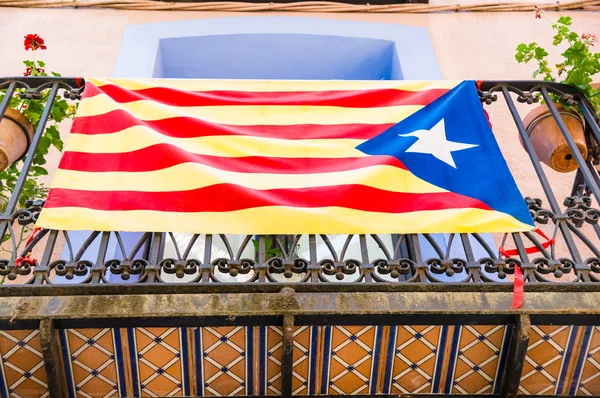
<box><xmin>36</xmin><ymin>78</ymin><xmax>534</xmax><ymax>234</ymax></box>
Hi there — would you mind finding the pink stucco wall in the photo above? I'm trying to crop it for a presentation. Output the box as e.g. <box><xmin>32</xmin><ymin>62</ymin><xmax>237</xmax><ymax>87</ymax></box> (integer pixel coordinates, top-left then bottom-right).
<box><xmin>1</xmin><ymin>7</ymin><xmax>599</xmax><ymax>262</ymax></box>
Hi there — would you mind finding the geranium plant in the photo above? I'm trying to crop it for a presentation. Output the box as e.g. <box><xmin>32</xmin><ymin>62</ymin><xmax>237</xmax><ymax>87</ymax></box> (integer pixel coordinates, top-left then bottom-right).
<box><xmin>515</xmin><ymin>11</ymin><xmax>600</xmax><ymax>113</ymax></box>
<box><xmin>0</xmin><ymin>34</ymin><xmax>77</xmax><ymax>250</ymax></box>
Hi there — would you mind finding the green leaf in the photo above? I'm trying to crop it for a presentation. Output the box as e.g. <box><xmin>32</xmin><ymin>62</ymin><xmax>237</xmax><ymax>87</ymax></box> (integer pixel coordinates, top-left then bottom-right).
<box><xmin>37</xmin><ymin>61</ymin><xmax>45</xmax><ymax>67</ymax></box>
<box><xmin>44</xmin><ymin>125</ymin><xmax>64</xmax><ymax>151</ymax></box>
<box><xmin>534</xmin><ymin>47</ymin><xmax>549</xmax><ymax>60</ymax></box>
<box><xmin>51</xmin><ymin>102</ymin><xmax>67</xmax><ymax>122</ymax></box>
<box><xmin>31</xmin><ymin>166</ymin><xmax>48</xmax><ymax>176</ymax></box>
<box><xmin>557</xmin><ymin>16</ymin><xmax>572</xmax><ymax>26</ymax></box>
<box><xmin>22</xmin><ymin>60</ymin><xmax>34</xmax><ymax>67</ymax></box>
<box><xmin>553</xmin><ymin>34</ymin><xmax>563</xmax><ymax>46</ymax></box>
<box><xmin>51</xmin><ymin>72</ymin><xmax>61</xmax><ymax>77</ymax></box>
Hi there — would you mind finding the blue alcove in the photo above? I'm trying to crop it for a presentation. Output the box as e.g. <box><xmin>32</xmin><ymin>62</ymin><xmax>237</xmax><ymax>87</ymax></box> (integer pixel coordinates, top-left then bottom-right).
<box><xmin>156</xmin><ymin>33</ymin><xmax>401</xmax><ymax>80</ymax></box>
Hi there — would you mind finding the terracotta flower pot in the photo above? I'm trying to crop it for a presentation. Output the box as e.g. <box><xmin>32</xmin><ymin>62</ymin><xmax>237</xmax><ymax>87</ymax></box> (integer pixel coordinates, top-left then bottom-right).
<box><xmin>521</xmin><ymin>103</ymin><xmax>587</xmax><ymax>173</ymax></box>
<box><xmin>0</xmin><ymin>108</ymin><xmax>34</xmax><ymax>172</ymax></box>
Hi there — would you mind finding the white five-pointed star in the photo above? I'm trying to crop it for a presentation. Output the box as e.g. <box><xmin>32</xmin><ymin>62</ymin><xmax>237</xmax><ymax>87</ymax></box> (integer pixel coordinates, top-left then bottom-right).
<box><xmin>399</xmin><ymin>118</ymin><xmax>478</xmax><ymax>168</ymax></box>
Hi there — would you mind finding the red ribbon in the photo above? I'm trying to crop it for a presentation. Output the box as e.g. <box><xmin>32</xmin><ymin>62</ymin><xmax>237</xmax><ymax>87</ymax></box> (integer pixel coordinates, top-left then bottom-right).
<box><xmin>25</xmin><ymin>227</ymin><xmax>40</xmax><ymax>246</ymax></box>
<box><xmin>499</xmin><ymin>228</ymin><xmax>554</xmax><ymax>257</ymax></box>
<box><xmin>498</xmin><ymin>228</ymin><xmax>554</xmax><ymax>310</ymax></box>
<box><xmin>511</xmin><ymin>264</ymin><xmax>524</xmax><ymax>309</ymax></box>
<box><xmin>15</xmin><ymin>228</ymin><xmax>41</xmax><ymax>268</ymax></box>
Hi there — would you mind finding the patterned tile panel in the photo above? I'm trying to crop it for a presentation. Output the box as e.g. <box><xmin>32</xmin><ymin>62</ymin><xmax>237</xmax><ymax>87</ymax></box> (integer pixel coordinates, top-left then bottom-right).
<box><xmin>570</xmin><ymin>326</ymin><xmax>600</xmax><ymax>396</ymax></box>
<box><xmin>384</xmin><ymin>325</ymin><xmax>447</xmax><ymax>394</ymax></box>
<box><xmin>445</xmin><ymin>325</ymin><xmax>511</xmax><ymax>394</ymax></box>
<box><xmin>194</xmin><ymin>326</ymin><xmax>251</xmax><ymax>396</ymax></box>
<box><xmin>519</xmin><ymin>325</ymin><xmax>578</xmax><ymax>395</ymax></box>
<box><xmin>321</xmin><ymin>326</ymin><xmax>382</xmax><ymax>395</ymax></box>
<box><xmin>0</xmin><ymin>322</ymin><xmax>593</xmax><ymax>398</ymax></box>
<box><xmin>0</xmin><ymin>330</ymin><xmax>48</xmax><ymax>398</ymax></box>
<box><xmin>128</xmin><ymin>327</ymin><xmax>190</xmax><ymax>397</ymax></box>
<box><xmin>60</xmin><ymin>328</ymin><xmax>127</xmax><ymax>398</ymax></box>
<box><xmin>260</xmin><ymin>326</ymin><xmax>316</xmax><ymax>396</ymax></box>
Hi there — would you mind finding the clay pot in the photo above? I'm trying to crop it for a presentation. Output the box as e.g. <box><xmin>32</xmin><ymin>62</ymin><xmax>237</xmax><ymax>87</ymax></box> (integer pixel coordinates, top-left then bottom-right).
<box><xmin>0</xmin><ymin>108</ymin><xmax>34</xmax><ymax>171</ymax></box>
<box><xmin>521</xmin><ymin>103</ymin><xmax>587</xmax><ymax>173</ymax></box>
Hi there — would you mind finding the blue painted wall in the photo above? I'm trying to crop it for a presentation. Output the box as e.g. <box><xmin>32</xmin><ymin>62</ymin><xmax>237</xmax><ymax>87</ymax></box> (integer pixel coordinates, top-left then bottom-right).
<box><xmin>157</xmin><ymin>33</ymin><xmax>401</xmax><ymax>80</ymax></box>
<box><xmin>114</xmin><ymin>16</ymin><xmax>441</xmax><ymax>80</ymax></box>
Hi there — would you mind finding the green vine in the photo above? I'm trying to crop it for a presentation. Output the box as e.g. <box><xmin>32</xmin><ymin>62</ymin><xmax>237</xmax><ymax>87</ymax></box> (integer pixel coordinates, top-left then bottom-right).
<box><xmin>515</xmin><ymin>13</ymin><xmax>600</xmax><ymax>112</ymax></box>
<box><xmin>0</xmin><ymin>34</ymin><xmax>77</xmax><ymax>245</ymax></box>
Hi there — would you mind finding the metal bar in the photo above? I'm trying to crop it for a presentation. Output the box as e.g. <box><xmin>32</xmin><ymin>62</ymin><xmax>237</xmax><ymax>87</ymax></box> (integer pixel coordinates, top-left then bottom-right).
<box><xmin>0</xmin><ymin>81</ymin><xmax>17</xmax><ymax>120</ymax></box>
<box><xmin>480</xmin><ymin>80</ymin><xmax>584</xmax><ymax>96</ymax></box>
<box><xmin>499</xmin><ymin>314</ymin><xmax>531</xmax><ymax>398</ymax></box>
<box><xmin>501</xmin><ymin>87</ymin><xmax>561</xmax><ymax>212</ymax></box>
<box><xmin>541</xmin><ymin>88</ymin><xmax>600</xmax><ymax>203</ymax></box>
<box><xmin>0</xmin><ymin>81</ymin><xmax>18</xmax><ymax>245</ymax></box>
<box><xmin>460</xmin><ymin>233</ymin><xmax>481</xmax><ymax>282</ymax></box>
<box><xmin>571</xmin><ymin>168</ymin><xmax>585</xmax><ymax>197</ymax></box>
<box><xmin>4</xmin><ymin>83</ymin><xmax>60</xmax><ymax>214</ymax></box>
<box><xmin>0</xmin><ymin>76</ymin><xmax>82</xmax><ymax>88</ymax></box>
<box><xmin>503</xmin><ymin>87</ymin><xmax>584</xmax><ymax>266</ymax></box>
<box><xmin>39</xmin><ymin>319</ymin><xmax>67</xmax><ymax>398</ymax></box>
<box><xmin>0</xmin><ymin>82</ymin><xmax>59</xmax><ymax>242</ymax></box>
<box><xmin>281</xmin><ymin>314</ymin><xmax>294</xmax><ymax>398</ymax></box>
<box><xmin>308</xmin><ymin>234</ymin><xmax>320</xmax><ymax>282</ymax></box>
<box><xmin>33</xmin><ymin>229</ymin><xmax>58</xmax><ymax>284</ymax></box>
<box><xmin>90</xmin><ymin>231</ymin><xmax>110</xmax><ymax>283</ymax></box>
<box><xmin>577</xmin><ymin>99</ymin><xmax>600</xmax><ymax>161</ymax></box>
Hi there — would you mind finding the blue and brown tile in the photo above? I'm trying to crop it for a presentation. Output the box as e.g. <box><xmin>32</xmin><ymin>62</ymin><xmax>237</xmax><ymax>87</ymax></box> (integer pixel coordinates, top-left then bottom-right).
<box><xmin>321</xmin><ymin>326</ymin><xmax>382</xmax><ymax>395</ymax></box>
<box><xmin>128</xmin><ymin>327</ymin><xmax>190</xmax><ymax>397</ymax></box>
<box><xmin>258</xmin><ymin>326</ymin><xmax>316</xmax><ymax>396</ymax></box>
<box><xmin>383</xmin><ymin>325</ymin><xmax>447</xmax><ymax>394</ymax></box>
<box><xmin>569</xmin><ymin>326</ymin><xmax>600</xmax><ymax>396</ymax></box>
<box><xmin>59</xmin><ymin>328</ymin><xmax>127</xmax><ymax>398</ymax></box>
<box><xmin>519</xmin><ymin>325</ymin><xmax>578</xmax><ymax>395</ymax></box>
<box><xmin>0</xmin><ymin>330</ymin><xmax>48</xmax><ymax>398</ymax></box>
<box><xmin>445</xmin><ymin>325</ymin><xmax>511</xmax><ymax>394</ymax></box>
<box><xmin>194</xmin><ymin>326</ymin><xmax>251</xmax><ymax>396</ymax></box>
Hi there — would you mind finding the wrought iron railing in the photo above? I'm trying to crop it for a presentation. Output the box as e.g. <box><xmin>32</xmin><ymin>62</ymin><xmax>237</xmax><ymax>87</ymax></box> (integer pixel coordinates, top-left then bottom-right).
<box><xmin>2</xmin><ymin>77</ymin><xmax>600</xmax><ymax>294</ymax></box>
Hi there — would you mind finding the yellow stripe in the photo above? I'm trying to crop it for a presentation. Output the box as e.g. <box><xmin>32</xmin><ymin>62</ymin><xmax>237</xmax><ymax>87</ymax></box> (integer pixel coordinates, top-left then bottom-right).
<box><xmin>66</xmin><ymin>131</ymin><xmax>366</xmax><ymax>157</ymax></box>
<box><xmin>88</xmin><ymin>77</ymin><xmax>461</xmax><ymax>92</ymax></box>
<box><xmin>37</xmin><ymin>206</ymin><xmax>533</xmax><ymax>234</ymax></box>
<box><xmin>51</xmin><ymin>164</ymin><xmax>447</xmax><ymax>194</ymax></box>
<box><xmin>77</xmin><ymin>95</ymin><xmax>423</xmax><ymax>124</ymax></box>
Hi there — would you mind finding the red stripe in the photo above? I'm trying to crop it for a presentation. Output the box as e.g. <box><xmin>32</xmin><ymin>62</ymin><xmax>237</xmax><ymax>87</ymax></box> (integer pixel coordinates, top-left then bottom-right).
<box><xmin>58</xmin><ymin>145</ymin><xmax>407</xmax><ymax>173</ymax></box>
<box><xmin>71</xmin><ymin>110</ymin><xmax>394</xmax><ymax>139</ymax></box>
<box><xmin>83</xmin><ymin>82</ymin><xmax>449</xmax><ymax>108</ymax></box>
<box><xmin>45</xmin><ymin>184</ymin><xmax>492</xmax><ymax>213</ymax></box>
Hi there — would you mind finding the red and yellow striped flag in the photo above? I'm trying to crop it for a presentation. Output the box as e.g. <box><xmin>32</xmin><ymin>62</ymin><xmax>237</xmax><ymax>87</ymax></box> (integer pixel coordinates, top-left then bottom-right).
<box><xmin>36</xmin><ymin>78</ymin><xmax>532</xmax><ymax>234</ymax></box>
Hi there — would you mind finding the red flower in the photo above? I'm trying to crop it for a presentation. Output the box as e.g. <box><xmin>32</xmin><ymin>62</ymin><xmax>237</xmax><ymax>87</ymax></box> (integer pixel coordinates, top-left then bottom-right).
<box><xmin>23</xmin><ymin>67</ymin><xmax>45</xmax><ymax>76</ymax></box>
<box><xmin>15</xmin><ymin>253</ymin><xmax>36</xmax><ymax>268</ymax></box>
<box><xmin>582</xmin><ymin>33</ymin><xmax>598</xmax><ymax>46</ymax></box>
<box><xmin>534</xmin><ymin>6</ymin><xmax>544</xmax><ymax>19</ymax></box>
<box><xmin>23</xmin><ymin>34</ymin><xmax>47</xmax><ymax>51</ymax></box>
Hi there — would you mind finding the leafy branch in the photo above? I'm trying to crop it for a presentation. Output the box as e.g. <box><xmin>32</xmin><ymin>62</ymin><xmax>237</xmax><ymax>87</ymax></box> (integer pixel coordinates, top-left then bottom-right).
<box><xmin>515</xmin><ymin>15</ymin><xmax>600</xmax><ymax>112</ymax></box>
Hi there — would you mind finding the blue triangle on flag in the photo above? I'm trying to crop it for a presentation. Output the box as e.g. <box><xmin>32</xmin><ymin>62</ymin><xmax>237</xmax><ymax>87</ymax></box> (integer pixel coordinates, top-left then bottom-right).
<box><xmin>356</xmin><ymin>80</ymin><xmax>533</xmax><ymax>226</ymax></box>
